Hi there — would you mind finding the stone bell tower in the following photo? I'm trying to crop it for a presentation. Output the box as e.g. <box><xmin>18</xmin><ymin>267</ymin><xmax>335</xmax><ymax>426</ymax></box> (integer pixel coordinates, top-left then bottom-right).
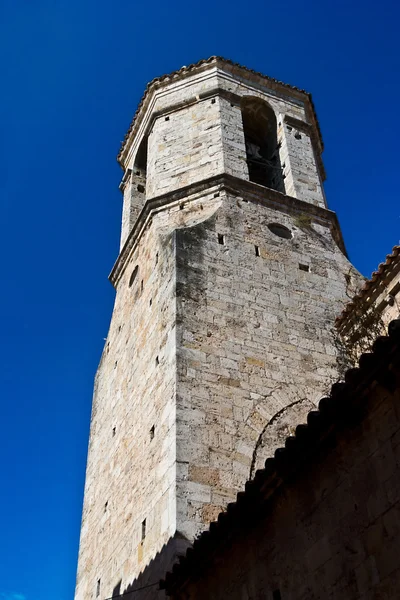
<box><xmin>75</xmin><ymin>57</ymin><xmax>361</xmax><ymax>599</ymax></box>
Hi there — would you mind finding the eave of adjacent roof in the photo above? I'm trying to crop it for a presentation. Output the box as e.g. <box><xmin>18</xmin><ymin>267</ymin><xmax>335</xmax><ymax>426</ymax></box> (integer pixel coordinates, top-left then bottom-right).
<box><xmin>336</xmin><ymin>245</ymin><xmax>400</xmax><ymax>327</ymax></box>
<box><xmin>160</xmin><ymin>319</ymin><xmax>400</xmax><ymax>596</ymax></box>
<box><xmin>117</xmin><ymin>56</ymin><xmax>324</xmax><ymax>166</ymax></box>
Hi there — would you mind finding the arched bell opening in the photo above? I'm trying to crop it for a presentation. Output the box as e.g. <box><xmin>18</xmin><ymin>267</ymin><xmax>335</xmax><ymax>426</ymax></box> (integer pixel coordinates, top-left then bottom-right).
<box><xmin>241</xmin><ymin>97</ymin><xmax>285</xmax><ymax>193</ymax></box>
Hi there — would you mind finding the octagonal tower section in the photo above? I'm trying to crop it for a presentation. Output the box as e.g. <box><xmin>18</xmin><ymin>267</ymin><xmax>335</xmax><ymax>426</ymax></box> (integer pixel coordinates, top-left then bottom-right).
<box><xmin>75</xmin><ymin>58</ymin><xmax>361</xmax><ymax>600</ymax></box>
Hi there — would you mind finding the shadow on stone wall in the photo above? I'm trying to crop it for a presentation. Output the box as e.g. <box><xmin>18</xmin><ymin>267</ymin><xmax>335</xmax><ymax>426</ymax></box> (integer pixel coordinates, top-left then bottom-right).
<box><xmin>111</xmin><ymin>533</ymin><xmax>190</xmax><ymax>600</ymax></box>
<box><xmin>250</xmin><ymin>397</ymin><xmax>316</xmax><ymax>478</ymax></box>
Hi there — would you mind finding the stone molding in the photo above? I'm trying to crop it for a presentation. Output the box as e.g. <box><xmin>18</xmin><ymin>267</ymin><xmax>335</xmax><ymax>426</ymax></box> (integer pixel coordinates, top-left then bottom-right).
<box><xmin>118</xmin><ymin>167</ymin><xmax>132</xmax><ymax>191</ymax></box>
<box><xmin>117</xmin><ymin>57</ymin><xmax>323</xmax><ymax>167</ymax></box>
<box><xmin>109</xmin><ymin>174</ymin><xmax>347</xmax><ymax>288</ymax></box>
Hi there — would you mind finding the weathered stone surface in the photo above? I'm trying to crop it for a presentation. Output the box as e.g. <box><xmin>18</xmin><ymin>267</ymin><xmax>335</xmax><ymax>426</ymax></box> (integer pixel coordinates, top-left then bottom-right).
<box><xmin>174</xmin><ymin>191</ymin><xmax>361</xmax><ymax>540</ymax></box>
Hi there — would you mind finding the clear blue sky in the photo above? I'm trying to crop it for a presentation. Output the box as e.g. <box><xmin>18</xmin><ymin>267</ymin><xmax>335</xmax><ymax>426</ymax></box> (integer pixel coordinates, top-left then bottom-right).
<box><xmin>0</xmin><ymin>1</ymin><xmax>399</xmax><ymax>599</ymax></box>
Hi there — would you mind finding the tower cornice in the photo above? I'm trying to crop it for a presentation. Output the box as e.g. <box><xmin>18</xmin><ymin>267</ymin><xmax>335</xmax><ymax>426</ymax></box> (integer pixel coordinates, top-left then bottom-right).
<box><xmin>117</xmin><ymin>56</ymin><xmax>323</xmax><ymax>168</ymax></box>
<box><xmin>109</xmin><ymin>174</ymin><xmax>346</xmax><ymax>288</ymax></box>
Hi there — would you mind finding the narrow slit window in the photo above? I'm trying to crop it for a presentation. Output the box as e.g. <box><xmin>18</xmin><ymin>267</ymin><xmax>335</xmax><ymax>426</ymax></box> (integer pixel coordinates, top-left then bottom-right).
<box><xmin>218</xmin><ymin>234</ymin><xmax>225</xmax><ymax>245</ymax></box>
<box><xmin>150</xmin><ymin>425</ymin><xmax>155</xmax><ymax>441</ymax></box>
<box><xmin>129</xmin><ymin>265</ymin><xmax>139</xmax><ymax>287</ymax></box>
<box><xmin>141</xmin><ymin>519</ymin><xmax>146</xmax><ymax>540</ymax></box>
<box><xmin>155</xmin><ymin>356</ymin><xmax>159</xmax><ymax>366</ymax></box>
<box><xmin>255</xmin><ymin>245</ymin><xmax>260</xmax><ymax>257</ymax></box>
<box><xmin>96</xmin><ymin>579</ymin><xmax>101</xmax><ymax>598</ymax></box>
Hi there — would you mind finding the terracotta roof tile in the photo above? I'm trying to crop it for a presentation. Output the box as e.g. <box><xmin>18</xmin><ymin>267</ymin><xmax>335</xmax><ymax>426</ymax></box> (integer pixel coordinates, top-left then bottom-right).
<box><xmin>336</xmin><ymin>245</ymin><xmax>400</xmax><ymax>326</ymax></box>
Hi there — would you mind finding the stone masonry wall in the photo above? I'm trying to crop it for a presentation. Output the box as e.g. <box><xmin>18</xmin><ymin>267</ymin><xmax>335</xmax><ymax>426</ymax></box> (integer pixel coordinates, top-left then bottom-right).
<box><xmin>219</xmin><ymin>96</ymin><xmax>249</xmax><ymax>180</ymax></box>
<box><xmin>141</xmin><ymin>76</ymin><xmax>326</xmax><ymax>211</ymax></box>
<box><xmin>146</xmin><ymin>98</ymin><xmax>225</xmax><ymax>199</ymax></box>
<box><xmin>174</xmin><ymin>374</ymin><xmax>400</xmax><ymax>600</ymax></box>
<box><xmin>174</xmin><ymin>190</ymin><xmax>361</xmax><ymax>540</ymax></box>
<box><xmin>125</xmin><ymin>67</ymin><xmax>222</xmax><ymax>168</ymax></box>
<box><xmin>76</xmin><ymin>182</ymin><xmax>361</xmax><ymax>598</ymax></box>
<box><xmin>281</xmin><ymin>118</ymin><xmax>326</xmax><ymax>207</ymax></box>
<box><xmin>75</xmin><ymin>215</ymin><xmax>178</xmax><ymax>600</ymax></box>
<box><xmin>75</xmin><ymin>191</ymin><xmax>223</xmax><ymax>600</ymax></box>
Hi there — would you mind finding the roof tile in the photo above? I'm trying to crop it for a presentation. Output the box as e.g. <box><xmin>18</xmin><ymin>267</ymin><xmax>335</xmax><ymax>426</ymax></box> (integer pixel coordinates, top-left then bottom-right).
<box><xmin>336</xmin><ymin>245</ymin><xmax>400</xmax><ymax>326</ymax></box>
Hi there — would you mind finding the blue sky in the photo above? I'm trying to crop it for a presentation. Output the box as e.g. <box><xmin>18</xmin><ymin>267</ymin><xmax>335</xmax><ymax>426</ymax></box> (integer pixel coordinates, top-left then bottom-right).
<box><xmin>0</xmin><ymin>0</ymin><xmax>399</xmax><ymax>598</ymax></box>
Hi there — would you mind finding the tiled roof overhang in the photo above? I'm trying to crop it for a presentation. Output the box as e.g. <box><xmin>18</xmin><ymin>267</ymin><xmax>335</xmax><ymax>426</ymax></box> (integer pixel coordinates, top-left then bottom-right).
<box><xmin>336</xmin><ymin>245</ymin><xmax>400</xmax><ymax>328</ymax></box>
<box><xmin>160</xmin><ymin>319</ymin><xmax>400</xmax><ymax>596</ymax></box>
<box><xmin>117</xmin><ymin>56</ymin><xmax>324</xmax><ymax>166</ymax></box>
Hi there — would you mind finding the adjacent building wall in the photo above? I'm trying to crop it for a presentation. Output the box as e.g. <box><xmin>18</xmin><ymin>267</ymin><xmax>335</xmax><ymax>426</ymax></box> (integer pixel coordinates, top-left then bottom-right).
<box><xmin>173</xmin><ymin>369</ymin><xmax>400</xmax><ymax>600</ymax></box>
<box><xmin>337</xmin><ymin>247</ymin><xmax>400</xmax><ymax>361</ymax></box>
